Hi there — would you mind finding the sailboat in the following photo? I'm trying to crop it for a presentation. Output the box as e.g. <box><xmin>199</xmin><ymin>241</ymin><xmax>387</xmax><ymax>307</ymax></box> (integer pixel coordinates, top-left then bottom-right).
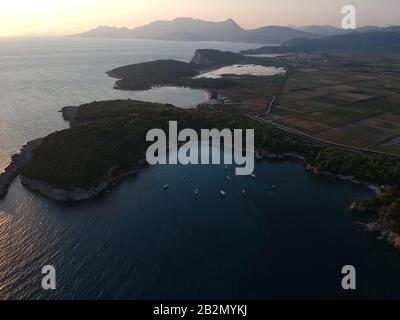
<box><xmin>220</xmin><ymin>190</ymin><xmax>227</xmax><ymax>197</ymax></box>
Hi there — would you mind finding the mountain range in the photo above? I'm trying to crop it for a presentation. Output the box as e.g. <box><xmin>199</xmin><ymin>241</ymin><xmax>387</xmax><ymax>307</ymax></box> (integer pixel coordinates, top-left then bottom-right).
<box><xmin>293</xmin><ymin>24</ymin><xmax>400</xmax><ymax>36</ymax></box>
<box><xmin>73</xmin><ymin>17</ymin><xmax>318</xmax><ymax>44</ymax></box>
<box><xmin>240</xmin><ymin>31</ymin><xmax>400</xmax><ymax>55</ymax></box>
<box><xmin>73</xmin><ymin>18</ymin><xmax>400</xmax><ymax>45</ymax></box>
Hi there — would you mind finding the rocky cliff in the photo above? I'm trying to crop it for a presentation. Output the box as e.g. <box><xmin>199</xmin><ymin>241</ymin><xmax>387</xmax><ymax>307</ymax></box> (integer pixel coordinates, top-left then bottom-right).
<box><xmin>191</xmin><ymin>49</ymin><xmax>243</xmax><ymax>67</ymax></box>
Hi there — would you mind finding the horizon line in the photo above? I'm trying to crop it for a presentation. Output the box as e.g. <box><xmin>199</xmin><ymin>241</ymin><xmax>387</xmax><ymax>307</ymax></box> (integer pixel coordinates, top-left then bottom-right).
<box><xmin>3</xmin><ymin>16</ymin><xmax>399</xmax><ymax>38</ymax></box>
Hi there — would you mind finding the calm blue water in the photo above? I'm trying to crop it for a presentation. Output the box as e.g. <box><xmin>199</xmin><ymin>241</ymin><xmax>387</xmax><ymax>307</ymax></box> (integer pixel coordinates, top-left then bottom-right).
<box><xmin>1</xmin><ymin>37</ymin><xmax>400</xmax><ymax>300</ymax></box>
<box><xmin>0</xmin><ymin>37</ymin><xmax>259</xmax><ymax>172</ymax></box>
<box><xmin>1</xmin><ymin>155</ymin><xmax>400</xmax><ymax>300</ymax></box>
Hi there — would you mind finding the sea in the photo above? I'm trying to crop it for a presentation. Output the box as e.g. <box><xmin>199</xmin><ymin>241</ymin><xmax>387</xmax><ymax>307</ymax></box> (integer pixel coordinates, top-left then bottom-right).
<box><xmin>0</xmin><ymin>37</ymin><xmax>400</xmax><ymax>299</ymax></box>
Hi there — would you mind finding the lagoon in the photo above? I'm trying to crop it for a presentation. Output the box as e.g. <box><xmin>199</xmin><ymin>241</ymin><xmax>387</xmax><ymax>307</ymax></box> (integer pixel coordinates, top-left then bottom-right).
<box><xmin>195</xmin><ymin>64</ymin><xmax>286</xmax><ymax>79</ymax></box>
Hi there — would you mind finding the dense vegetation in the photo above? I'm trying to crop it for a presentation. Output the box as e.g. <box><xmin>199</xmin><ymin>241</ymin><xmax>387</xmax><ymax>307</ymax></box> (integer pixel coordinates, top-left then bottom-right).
<box><xmin>22</xmin><ymin>100</ymin><xmax>400</xmax><ymax>191</ymax></box>
<box><xmin>107</xmin><ymin>60</ymin><xmax>199</xmax><ymax>90</ymax></box>
<box><xmin>107</xmin><ymin>58</ymin><xmax>241</xmax><ymax>91</ymax></box>
<box><xmin>309</xmin><ymin>148</ymin><xmax>400</xmax><ymax>185</ymax></box>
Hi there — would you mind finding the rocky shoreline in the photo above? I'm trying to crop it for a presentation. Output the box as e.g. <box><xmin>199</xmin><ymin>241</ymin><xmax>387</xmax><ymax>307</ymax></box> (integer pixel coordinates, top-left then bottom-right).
<box><xmin>20</xmin><ymin>160</ymin><xmax>147</xmax><ymax>202</ymax></box>
<box><xmin>350</xmin><ymin>190</ymin><xmax>400</xmax><ymax>250</ymax></box>
<box><xmin>61</xmin><ymin>106</ymin><xmax>79</xmax><ymax>127</ymax></box>
<box><xmin>0</xmin><ymin>139</ymin><xmax>383</xmax><ymax>202</ymax></box>
<box><xmin>20</xmin><ymin>176</ymin><xmax>110</xmax><ymax>202</ymax></box>
<box><xmin>254</xmin><ymin>148</ymin><xmax>380</xmax><ymax>191</ymax></box>
<box><xmin>255</xmin><ymin>148</ymin><xmax>400</xmax><ymax>250</ymax></box>
<box><xmin>355</xmin><ymin>219</ymin><xmax>400</xmax><ymax>250</ymax></box>
<box><xmin>3</xmin><ymin>133</ymin><xmax>400</xmax><ymax>251</ymax></box>
<box><xmin>14</xmin><ymin>148</ymin><xmax>299</xmax><ymax>201</ymax></box>
<box><xmin>0</xmin><ymin>139</ymin><xmax>42</xmax><ymax>199</ymax></box>
<box><xmin>2</xmin><ymin>137</ymin><xmax>398</xmax><ymax>254</ymax></box>
<box><xmin>305</xmin><ymin>164</ymin><xmax>380</xmax><ymax>192</ymax></box>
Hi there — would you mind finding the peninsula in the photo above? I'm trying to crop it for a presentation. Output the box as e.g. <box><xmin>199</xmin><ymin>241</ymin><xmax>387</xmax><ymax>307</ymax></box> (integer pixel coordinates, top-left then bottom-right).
<box><xmin>0</xmin><ymin>47</ymin><xmax>399</xmax><ymax>250</ymax></box>
<box><xmin>12</xmin><ymin>100</ymin><xmax>400</xmax><ymax>203</ymax></box>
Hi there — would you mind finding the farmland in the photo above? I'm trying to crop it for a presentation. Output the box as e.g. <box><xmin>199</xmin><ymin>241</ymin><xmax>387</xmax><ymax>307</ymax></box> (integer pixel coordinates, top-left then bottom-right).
<box><xmin>264</xmin><ymin>56</ymin><xmax>400</xmax><ymax>154</ymax></box>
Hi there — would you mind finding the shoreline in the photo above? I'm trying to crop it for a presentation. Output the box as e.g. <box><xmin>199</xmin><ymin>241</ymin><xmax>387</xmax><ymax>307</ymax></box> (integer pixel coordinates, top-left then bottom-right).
<box><xmin>255</xmin><ymin>148</ymin><xmax>380</xmax><ymax>191</ymax></box>
<box><xmin>0</xmin><ymin>108</ymin><xmax>387</xmax><ymax>203</ymax></box>
<box><xmin>20</xmin><ymin>161</ymin><xmax>146</xmax><ymax>202</ymax></box>
<box><xmin>15</xmin><ymin>145</ymin><xmax>382</xmax><ymax>202</ymax></box>
<box><xmin>255</xmin><ymin>148</ymin><xmax>400</xmax><ymax>250</ymax></box>
<box><xmin>2</xmin><ymin>102</ymin><xmax>399</xmax><ymax>250</ymax></box>
<box><xmin>355</xmin><ymin>220</ymin><xmax>400</xmax><ymax>250</ymax></box>
<box><xmin>0</xmin><ymin>139</ymin><xmax>42</xmax><ymax>199</ymax></box>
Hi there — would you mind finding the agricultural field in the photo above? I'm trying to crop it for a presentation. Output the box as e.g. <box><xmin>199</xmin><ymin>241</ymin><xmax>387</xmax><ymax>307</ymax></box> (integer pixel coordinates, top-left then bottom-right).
<box><xmin>268</xmin><ymin>56</ymin><xmax>400</xmax><ymax>154</ymax></box>
<box><xmin>207</xmin><ymin>76</ymin><xmax>285</xmax><ymax>113</ymax></box>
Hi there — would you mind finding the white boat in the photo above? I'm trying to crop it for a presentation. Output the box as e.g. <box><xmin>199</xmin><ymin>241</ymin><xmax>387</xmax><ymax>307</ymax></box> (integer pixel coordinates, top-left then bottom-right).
<box><xmin>195</xmin><ymin>188</ymin><xmax>200</xmax><ymax>196</ymax></box>
<box><xmin>163</xmin><ymin>184</ymin><xmax>169</xmax><ymax>190</ymax></box>
<box><xmin>220</xmin><ymin>190</ymin><xmax>227</xmax><ymax>197</ymax></box>
<box><xmin>251</xmin><ymin>174</ymin><xmax>257</xmax><ymax>179</ymax></box>
<box><xmin>242</xmin><ymin>189</ymin><xmax>247</xmax><ymax>196</ymax></box>
<box><xmin>227</xmin><ymin>175</ymin><xmax>232</xmax><ymax>182</ymax></box>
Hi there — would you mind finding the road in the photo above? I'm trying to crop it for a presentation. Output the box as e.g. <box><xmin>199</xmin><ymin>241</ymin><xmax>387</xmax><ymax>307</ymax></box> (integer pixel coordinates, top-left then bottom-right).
<box><xmin>245</xmin><ymin>113</ymin><xmax>400</xmax><ymax>160</ymax></box>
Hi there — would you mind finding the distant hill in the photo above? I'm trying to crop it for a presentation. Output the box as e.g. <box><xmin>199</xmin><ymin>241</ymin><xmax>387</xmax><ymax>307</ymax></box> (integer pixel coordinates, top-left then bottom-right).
<box><xmin>356</xmin><ymin>25</ymin><xmax>382</xmax><ymax>33</ymax></box>
<box><xmin>73</xmin><ymin>17</ymin><xmax>318</xmax><ymax>44</ymax></box>
<box><xmin>295</xmin><ymin>25</ymin><xmax>348</xmax><ymax>36</ymax></box>
<box><xmin>291</xmin><ymin>25</ymin><xmax>400</xmax><ymax>36</ymax></box>
<box><xmin>240</xmin><ymin>31</ymin><xmax>400</xmax><ymax>55</ymax></box>
<box><xmin>385</xmin><ymin>26</ymin><xmax>400</xmax><ymax>33</ymax></box>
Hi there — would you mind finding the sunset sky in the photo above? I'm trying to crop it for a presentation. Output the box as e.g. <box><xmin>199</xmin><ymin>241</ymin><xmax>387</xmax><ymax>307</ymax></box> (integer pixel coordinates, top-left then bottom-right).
<box><xmin>1</xmin><ymin>0</ymin><xmax>399</xmax><ymax>37</ymax></box>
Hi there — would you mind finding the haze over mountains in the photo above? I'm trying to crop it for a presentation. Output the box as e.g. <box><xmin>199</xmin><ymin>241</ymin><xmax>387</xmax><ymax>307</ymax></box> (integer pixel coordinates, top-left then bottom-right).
<box><xmin>74</xmin><ymin>17</ymin><xmax>400</xmax><ymax>44</ymax></box>
<box><xmin>240</xmin><ymin>30</ymin><xmax>400</xmax><ymax>55</ymax></box>
<box><xmin>73</xmin><ymin>17</ymin><xmax>318</xmax><ymax>44</ymax></box>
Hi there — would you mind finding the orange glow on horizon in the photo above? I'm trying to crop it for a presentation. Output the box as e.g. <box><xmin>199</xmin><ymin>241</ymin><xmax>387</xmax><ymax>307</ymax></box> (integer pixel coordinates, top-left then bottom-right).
<box><xmin>0</xmin><ymin>0</ymin><xmax>399</xmax><ymax>37</ymax></box>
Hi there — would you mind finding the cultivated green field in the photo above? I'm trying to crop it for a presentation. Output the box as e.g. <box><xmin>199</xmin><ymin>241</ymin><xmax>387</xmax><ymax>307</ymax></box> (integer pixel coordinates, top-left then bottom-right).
<box><xmin>268</xmin><ymin>57</ymin><xmax>400</xmax><ymax>154</ymax></box>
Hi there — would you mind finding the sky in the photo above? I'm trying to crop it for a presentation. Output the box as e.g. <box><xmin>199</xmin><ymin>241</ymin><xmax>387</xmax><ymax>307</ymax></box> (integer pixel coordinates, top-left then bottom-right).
<box><xmin>0</xmin><ymin>0</ymin><xmax>399</xmax><ymax>37</ymax></box>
